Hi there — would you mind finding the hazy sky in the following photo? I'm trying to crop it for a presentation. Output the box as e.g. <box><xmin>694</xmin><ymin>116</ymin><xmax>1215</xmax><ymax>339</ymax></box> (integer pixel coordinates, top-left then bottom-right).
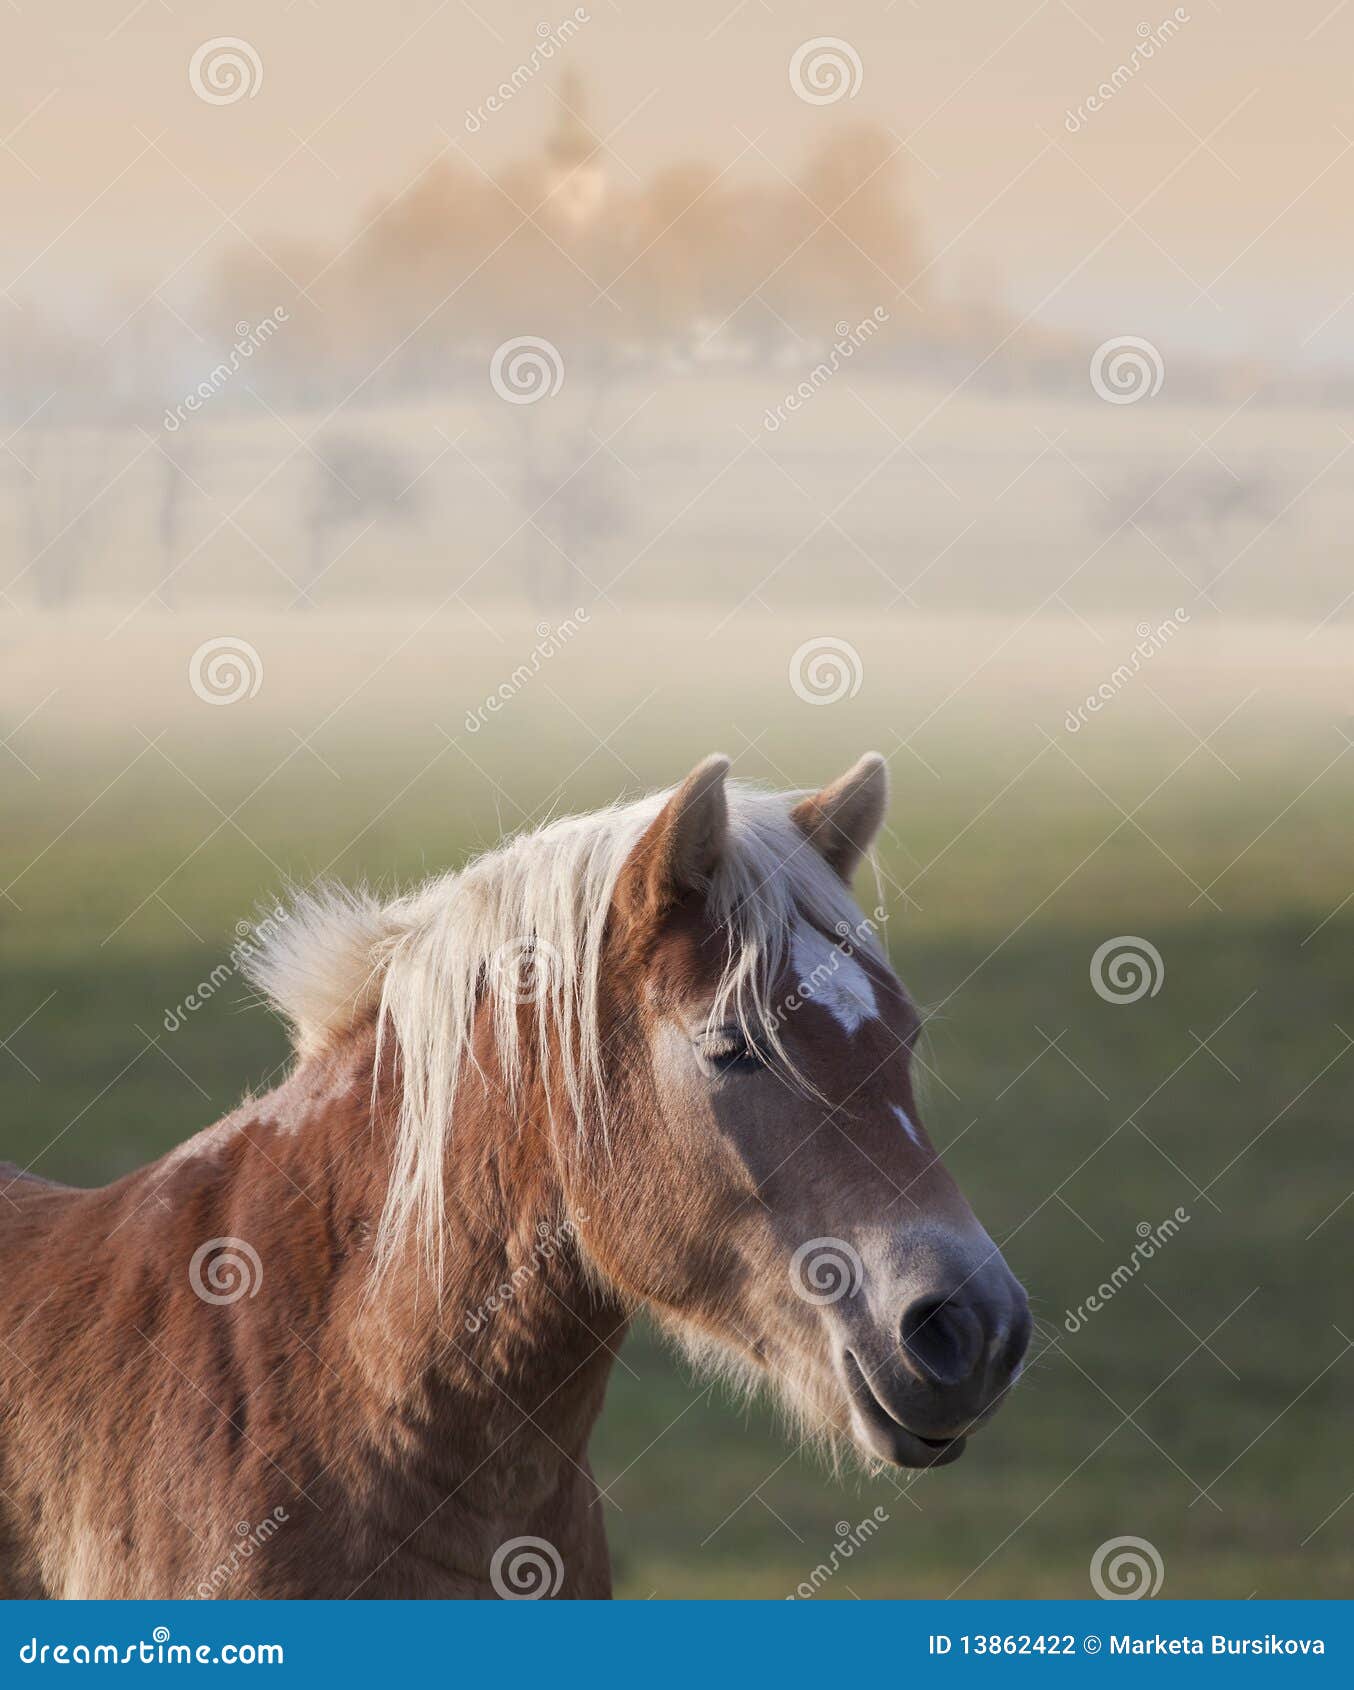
<box><xmin>6</xmin><ymin>0</ymin><xmax>1354</xmax><ymax>364</ymax></box>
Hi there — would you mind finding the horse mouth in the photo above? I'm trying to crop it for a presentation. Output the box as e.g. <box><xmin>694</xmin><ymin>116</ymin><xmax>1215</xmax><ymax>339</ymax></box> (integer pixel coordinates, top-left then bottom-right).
<box><xmin>841</xmin><ymin>1349</ymin><xmax>968</xmax><ymax>1469</ymax></box>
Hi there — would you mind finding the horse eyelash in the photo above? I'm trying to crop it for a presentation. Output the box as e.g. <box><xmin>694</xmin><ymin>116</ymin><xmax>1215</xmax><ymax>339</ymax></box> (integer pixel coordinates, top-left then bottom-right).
<box><xmin>695</xmin><ymin>1027</ymin><xmax>766</xmax><ymax>1074</ymax></box>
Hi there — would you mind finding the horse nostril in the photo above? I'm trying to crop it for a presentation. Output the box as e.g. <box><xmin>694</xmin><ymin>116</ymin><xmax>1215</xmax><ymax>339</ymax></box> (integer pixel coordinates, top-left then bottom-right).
<box><xmin>1003</xmin><ymin>1300</ymin><xmax>1033</xmax><ymax>1376</ymax></box>
<box><xmin>900</xmin><ymin>1295</ymin><xmax>984</xmax><ymax>1386</ymax></box>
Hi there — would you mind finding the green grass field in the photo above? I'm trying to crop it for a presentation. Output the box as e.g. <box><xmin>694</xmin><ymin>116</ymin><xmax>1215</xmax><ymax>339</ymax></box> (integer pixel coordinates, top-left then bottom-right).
<box><xmin>3</xmin><ymin>611</ymin><xmax>1351</xmax><ymax>1597</ymax></box>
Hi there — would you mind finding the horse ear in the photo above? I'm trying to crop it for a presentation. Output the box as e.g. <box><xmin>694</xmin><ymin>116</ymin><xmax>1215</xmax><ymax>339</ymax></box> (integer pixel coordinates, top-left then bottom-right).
<box><xmin>791</xmin><ymin>752</ymin><xmax>889</xmax><ymax>883</ymax></box>
<box><xmin>615</xmin><ymin>754</ymin><xmax>730</xmax><ymax>933</ymax></box>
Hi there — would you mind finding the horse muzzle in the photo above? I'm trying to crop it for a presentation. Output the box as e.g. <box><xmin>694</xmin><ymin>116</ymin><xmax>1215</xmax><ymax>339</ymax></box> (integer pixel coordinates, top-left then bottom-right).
<box><xmin>834</xmin><ymin>1261</ymin><xmax>1031</xmax><ymax>1468</ymax></box>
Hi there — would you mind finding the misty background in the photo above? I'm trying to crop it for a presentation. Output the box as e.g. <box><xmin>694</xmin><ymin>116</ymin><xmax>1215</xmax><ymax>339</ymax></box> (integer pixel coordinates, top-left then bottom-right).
<box><xmin>4</xmin><ymin>1</ymin><xmax>1354</xmax><ymax>620</ymax></box>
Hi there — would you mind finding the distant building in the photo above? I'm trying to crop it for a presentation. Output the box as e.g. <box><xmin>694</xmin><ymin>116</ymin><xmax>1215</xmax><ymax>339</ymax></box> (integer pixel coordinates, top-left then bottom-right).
<box><xmin>544</xmin><ymin>70</ymin><xmax>607</xmax><ymax>233</ymax></box>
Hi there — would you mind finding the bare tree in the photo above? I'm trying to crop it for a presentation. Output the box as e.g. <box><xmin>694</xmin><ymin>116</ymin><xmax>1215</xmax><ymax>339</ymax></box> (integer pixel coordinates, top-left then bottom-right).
<box><xmin>301</xmin><ymin>432</ymin><xmax>424</xmax><ymax>606</ymax></box>
<box><xmin>1101</xmin><ymin>462</ymin><xmax>1289</xmax><ymax>608</ymax></box>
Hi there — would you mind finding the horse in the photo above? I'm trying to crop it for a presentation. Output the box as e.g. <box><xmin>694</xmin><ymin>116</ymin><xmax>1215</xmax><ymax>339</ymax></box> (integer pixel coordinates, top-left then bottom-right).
<box><xmin>0</xmin><ymin>753</ymin><xmax>1029</xmax><ymax>1598</ymax></box>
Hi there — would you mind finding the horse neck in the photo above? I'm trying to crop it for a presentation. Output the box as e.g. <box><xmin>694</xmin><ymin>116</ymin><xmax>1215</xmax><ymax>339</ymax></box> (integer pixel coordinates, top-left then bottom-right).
<box><xmin>288</xmin><ymin>1020</ymin><xmax>626</xmax><ymax>1496</ymax></box>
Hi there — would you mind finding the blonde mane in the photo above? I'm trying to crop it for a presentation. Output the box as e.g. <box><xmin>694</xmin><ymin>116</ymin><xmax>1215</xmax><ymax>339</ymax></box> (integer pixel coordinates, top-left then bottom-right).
<box><xmin>246</xmin><ymin>780</ymin><xmax>879</xmax><ymax>1281</ymax></box>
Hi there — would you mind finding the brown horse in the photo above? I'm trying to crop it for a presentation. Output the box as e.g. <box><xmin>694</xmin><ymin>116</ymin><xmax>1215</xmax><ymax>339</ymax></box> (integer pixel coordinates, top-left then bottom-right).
<box><xmin>0</xmin><ymin>754</ymin><xmax>1028</xmax><ymax>1598</ymax></box>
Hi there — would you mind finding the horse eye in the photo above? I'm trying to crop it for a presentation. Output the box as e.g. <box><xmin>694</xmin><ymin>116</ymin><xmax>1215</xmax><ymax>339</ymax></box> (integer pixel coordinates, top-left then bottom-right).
<box><xmin>696</xmin><ymin>1030</ymin><xmax>762</xmax><ymax>1075</ymax></box>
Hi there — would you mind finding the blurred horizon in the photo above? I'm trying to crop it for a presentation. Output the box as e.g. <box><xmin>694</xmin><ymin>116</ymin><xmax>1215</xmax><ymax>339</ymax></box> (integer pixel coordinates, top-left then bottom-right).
<box><xmin>8</xmin><ymin>3</ymin><xmax>1354</xmax><ymax>366</ymax></box>
<box><xmin>6</xmin><ymin>8</ymin><xmax>1354</xmax><ymax>626</ymax></box>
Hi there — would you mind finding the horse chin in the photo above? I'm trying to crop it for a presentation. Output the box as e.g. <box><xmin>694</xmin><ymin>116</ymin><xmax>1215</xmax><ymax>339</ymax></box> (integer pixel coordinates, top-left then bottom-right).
<box><xmin>840</xmin><ymin>1348</ymin><xmax>969</xmax><ymax>1470</ymax></box>
<box><xmin>661</xmin><ymin>1315</ymin><xmax>968</xmax><ymax>1472</ymax></box>
<box><xmin>851</xmin><ymin>1415</ymin><xmax>968</xmax><ymax>1470</ymax></box>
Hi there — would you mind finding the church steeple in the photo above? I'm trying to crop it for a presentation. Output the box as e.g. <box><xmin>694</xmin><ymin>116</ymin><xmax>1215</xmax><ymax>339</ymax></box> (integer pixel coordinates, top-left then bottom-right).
<box><xmin>544</xmin><ymin>70</ymin><xmax>606</xmax><ymax>233</ymax></box>
<box><xmin>548</xmin><ymin>69</ymin><xmax>593</xmax><ymax>170</ymax></box>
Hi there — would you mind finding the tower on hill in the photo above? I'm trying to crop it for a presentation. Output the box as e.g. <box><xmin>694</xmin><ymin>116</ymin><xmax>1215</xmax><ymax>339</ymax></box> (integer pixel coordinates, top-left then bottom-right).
<box><xmin>544</xmin><ymin>69</ymin><xmax>607</xmax><ymax>233</ymax></box>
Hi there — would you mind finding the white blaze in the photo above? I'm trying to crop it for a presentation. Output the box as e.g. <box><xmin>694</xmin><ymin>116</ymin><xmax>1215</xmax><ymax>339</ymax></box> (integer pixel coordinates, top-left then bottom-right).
<box><xmin>891</xmin><ymin>1103</ymin><xmax>923</xmax><ymax>1146</ymax></box>
<box><xmin>791</xmin><ymin>923</ymin><xmax>878</xmax><ymax>1035</ymax></box>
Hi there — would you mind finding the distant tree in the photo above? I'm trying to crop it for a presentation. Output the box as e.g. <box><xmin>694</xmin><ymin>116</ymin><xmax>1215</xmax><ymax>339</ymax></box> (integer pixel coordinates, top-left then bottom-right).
<box><xmin>617</xmin><ymin>162</ymin><xmax>742</xmax><ymax>341</ymax></box>
<box><xmin>784</xmin><ymin>123</ymin><xmax>925</xmax><ymax>331</ymax></box>
<box><xmin>14</xmin><ymin>427</ymin><xmax>111</xmax><ymax>607</ymax></box>
<box><xmin>301</xmin><ymin>433</ymin><xmax>424</xmax><ymax>606</ymax></box>
<box><xmin>504</xmin><ymin>379</ymin><xmax>633</xmax><ymax>608</ymax></box>
<box><xmin>1102</xmin><ymin>462</ymin><xmax>1289</xmax><ymax>608</ymax></box>
<box><xmin>0</xmin><ymin>313</ymin><xmax>122</xmax><ymax>608</ymax></box>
